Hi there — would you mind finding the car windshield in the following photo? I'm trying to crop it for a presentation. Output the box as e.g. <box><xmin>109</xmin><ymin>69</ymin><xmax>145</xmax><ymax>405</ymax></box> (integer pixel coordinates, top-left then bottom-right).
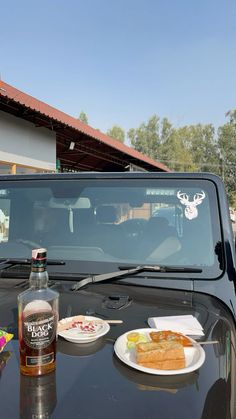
<box><xmin>0</xmin><ymin>176</ymin><xmax>223</xmax><ymax>279</ymax></box>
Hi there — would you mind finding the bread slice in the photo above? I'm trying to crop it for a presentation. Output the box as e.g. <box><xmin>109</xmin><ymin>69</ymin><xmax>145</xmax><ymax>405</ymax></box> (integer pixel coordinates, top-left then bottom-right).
<box><xmin>136</xmin><ymin>340</ymin><xmax>185</xmax><ymax>370</ymax></box>
<box><xmin>138</xmin><ymin>358</ymin><xmax>185</xmax><ymax>370</ymax></box>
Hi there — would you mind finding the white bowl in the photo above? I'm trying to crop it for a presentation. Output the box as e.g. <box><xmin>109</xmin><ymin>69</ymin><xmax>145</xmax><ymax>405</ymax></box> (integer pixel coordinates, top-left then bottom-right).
<box><xmin>57</xmin><ymin>316</ymin><xmax>110</xmax><ymax>344</ymax></box>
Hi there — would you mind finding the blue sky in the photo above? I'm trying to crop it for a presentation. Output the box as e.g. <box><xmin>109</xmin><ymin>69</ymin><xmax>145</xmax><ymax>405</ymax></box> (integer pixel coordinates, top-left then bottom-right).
<box><xmin>1</xmin><ymin>0</ymin><xmax>236</xmax><ymax>139</ymax></box>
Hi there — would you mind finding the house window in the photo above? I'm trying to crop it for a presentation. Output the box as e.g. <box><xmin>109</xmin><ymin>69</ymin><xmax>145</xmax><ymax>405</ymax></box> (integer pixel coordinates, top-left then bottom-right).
<box><xmin>0</xmin><ymin>163</ymin><xmax>13</xmax><ymax>174</ymax></box>
<box><xmin>0</xmin><ymin>161</ymin><xmax>52</xmax><ymax>175</ymax></box>
<box><xmin>16</xmin><ymin>166</ymin><xmax>44</xmax><ymax>174</ymax></box>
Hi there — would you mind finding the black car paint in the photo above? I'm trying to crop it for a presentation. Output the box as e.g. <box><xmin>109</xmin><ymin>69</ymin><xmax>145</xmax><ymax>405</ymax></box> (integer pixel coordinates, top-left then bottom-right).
<box><xmin>0</xmin><ymin>172</ymin><xmax>235</xmax><ymax>419</ymax></box>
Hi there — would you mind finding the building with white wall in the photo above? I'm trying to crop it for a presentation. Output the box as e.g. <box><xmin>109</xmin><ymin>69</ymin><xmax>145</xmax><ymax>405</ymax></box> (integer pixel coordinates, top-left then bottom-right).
<box><xmin>0</xmin><ymin>80</ymin><xmax>170</xmax><ymax>174</ymax></box>
<box><xmin>0</xmin><ymin>110</ymin><xmax>56</xmax><ymax>173</ymax></box>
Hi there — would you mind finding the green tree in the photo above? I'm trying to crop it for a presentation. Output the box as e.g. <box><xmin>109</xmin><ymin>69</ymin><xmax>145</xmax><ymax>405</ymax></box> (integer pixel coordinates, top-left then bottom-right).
<box><xmin>174</xmin><ymin>124</ymin><xmax>220</xmax><ymax>174</ymax></box>
<box><xmin>158</xmin><ymin>127</ymin><xmax>195</xmax><ymax>172</ymax></box>
<box><xmin>78</xmin><ymin>111</ymin><xmax>88</xmax><ymax>124</ymax></box>
<box><xmin>128</xmin><ymin>115</ymin><xmax>221</xmax><ymax>175</ymax></box>
<box><xmin>107</xmin><ymin>125</ymin><xmax>125</xmax><ymax>143</ymax></box>
<box><xmin>128</xmin><ymin>115</ymin><xmax>194</xmax><ymax>170</ymax></box>
<box><xmin>128</xmin><ymin>115</ymin><xmax>169</xmax><ymax>160</ymax></box>
<box><xmin>218</xmin><ymin>110</ymin><xmax>236</xmax><ymax>204</ymax></box>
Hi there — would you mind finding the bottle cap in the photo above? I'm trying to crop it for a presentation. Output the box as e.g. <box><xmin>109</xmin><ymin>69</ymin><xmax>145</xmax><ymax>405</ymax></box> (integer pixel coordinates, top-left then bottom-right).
<box><xmin>32</xmin><ymin>248</ymin><xmax>47</xmax><ymax>260</ymax></box>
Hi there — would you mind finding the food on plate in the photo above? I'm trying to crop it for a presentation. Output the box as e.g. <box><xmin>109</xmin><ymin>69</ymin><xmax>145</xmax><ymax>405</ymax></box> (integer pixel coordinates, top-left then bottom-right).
<box><xmin>125</xmin><ymin>329</ymin><xmax>193</xmax><ymax>369</ymax></box>
<box><xmin>127</xmin><ymin>332</ymin><xmax>140</xmax><ymax>343</ymax></box>
<box><xmin>149</xmin><ymin>330</ymin><xmax>192</xmax><ymax>347</ymax></box>
<box><xmin>126</xmin><ymin>332</ymin><xmax>149</xmax><ymax>349</ymax></box>
<box><xmin>135</xmin><ymin>340</ymin><xmax>185</xmax><ymax>370</ymax></box>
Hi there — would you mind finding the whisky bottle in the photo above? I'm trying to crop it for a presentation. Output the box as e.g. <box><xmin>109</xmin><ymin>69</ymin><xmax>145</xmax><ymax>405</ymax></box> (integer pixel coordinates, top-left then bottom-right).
<box><xmin>18</xmin><ymin>248</ymin><xmax>59</xmax><ymax>376</ymax></box>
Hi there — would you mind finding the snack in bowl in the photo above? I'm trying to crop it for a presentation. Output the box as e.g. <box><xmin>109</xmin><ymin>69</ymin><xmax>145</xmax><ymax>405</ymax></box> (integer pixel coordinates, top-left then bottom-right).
<box><xmin>149</xmin><ymin>330</ymin><xmax>193</xmax><ymax>347</ymax></box>
<box><xmin>135</xmin><ymin>340</ymin><xmax>185</xmax><ymax>370</ymax></box>
<box><xmin>58</xmin><ymin>315</ymin><xmax>103</xmax><ymax>335</ymax></box>
<box><xmin>57</xmin><ymin>315</ymin><xmax>110</xmax><ymax>344</ymax></box>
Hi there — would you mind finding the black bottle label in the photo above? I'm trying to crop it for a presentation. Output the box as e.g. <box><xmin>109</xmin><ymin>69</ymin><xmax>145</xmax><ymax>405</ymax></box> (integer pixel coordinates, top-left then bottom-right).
<box><xmin>26</xmin><ymin>352</ymin><xmax>54</xmax><ymax>367</ymax></box>
<box><xmin>23</xmin><ymin>311</ymin><xmax>56</xmax><ymax>350</ymax></box>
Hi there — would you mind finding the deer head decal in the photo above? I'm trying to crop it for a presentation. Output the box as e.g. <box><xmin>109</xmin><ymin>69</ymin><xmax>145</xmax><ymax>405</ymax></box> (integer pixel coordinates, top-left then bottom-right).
<box><xmin>177</xmin><ymin>191</ymin><xmax>206</xmax><ymax>220</ymax></box>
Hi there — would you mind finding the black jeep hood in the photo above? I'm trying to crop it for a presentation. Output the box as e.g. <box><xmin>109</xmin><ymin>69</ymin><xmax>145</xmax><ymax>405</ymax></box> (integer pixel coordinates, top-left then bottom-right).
<box><xmin>0</xmin><ymin>280</ymin><xmax>235</xmax><ymax>419</ymax></box>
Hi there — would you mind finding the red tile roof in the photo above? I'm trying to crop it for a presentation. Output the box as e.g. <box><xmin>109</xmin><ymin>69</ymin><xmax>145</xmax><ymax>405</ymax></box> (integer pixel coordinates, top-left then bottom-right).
<box><xmin>0</xmin><ymin>80</ymin><xmax>170</xmax><ymax>172</ymax></box>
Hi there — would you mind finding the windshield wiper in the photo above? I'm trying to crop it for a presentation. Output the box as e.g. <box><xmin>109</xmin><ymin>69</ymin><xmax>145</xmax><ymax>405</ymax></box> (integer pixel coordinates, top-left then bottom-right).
<box><xmin>0</xmin><ymin>258</ymin><xmax>65</xmax><ymax>267</ymax></box>
<box><xmin>71</xmin><ymin>264</ymin><xmax>202</xmax><ymax>291</ymax></box>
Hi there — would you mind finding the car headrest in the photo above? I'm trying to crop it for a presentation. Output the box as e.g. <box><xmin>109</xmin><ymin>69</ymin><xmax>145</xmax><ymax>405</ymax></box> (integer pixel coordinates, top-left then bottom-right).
<box><xmin>147</xmin><ymin>217</ymin><xmax>169</xmax><ymax>230</ymax></box>
<box><xmin>73</xmin><ymin>208</ymin><xmax>95</xmax><ymax>226</ymax></box>
<box><xmin>96</xmin><ymin>206</ymin><xmax>117</xmax><ymax>223</ymax></box>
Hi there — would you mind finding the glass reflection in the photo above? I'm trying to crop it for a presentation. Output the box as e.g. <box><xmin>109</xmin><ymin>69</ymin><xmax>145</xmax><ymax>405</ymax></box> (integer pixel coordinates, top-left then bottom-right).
<box><xmin>20</xmin><ymin>371</ymin><xmax>57</xmax><ymax>419</ymax></box>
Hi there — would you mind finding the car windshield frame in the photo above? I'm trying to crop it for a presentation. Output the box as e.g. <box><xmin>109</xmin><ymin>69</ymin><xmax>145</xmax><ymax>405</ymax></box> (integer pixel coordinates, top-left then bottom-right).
<box><xmin>0</xmin><ymin>176</ymin><xmax>223</xmax><ymax>280</ymax></box>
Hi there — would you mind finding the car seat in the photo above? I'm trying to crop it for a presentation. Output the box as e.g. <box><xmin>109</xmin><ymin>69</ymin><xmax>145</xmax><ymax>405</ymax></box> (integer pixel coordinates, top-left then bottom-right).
<box><xmin>136</xmin><ymin>216</ymin><xmax>179</xmax><ymax>259</ymax></box>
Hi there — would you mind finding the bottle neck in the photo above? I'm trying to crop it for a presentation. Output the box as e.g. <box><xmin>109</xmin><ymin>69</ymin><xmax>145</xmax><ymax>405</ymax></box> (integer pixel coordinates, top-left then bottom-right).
<box><xmin>29</xmin><ymin>269</ymin><xmax>48</xmax><ymax>289</ymax></box>
<box><xmin>30</xmin><ymin>259</ymin><xmax>48</xmax><ymax>289</ymax></box>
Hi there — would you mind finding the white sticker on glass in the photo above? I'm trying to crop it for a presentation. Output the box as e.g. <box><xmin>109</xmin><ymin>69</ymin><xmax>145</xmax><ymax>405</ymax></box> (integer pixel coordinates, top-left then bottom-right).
<box><xmin>177</xmin><ymin>191</ymin><xmax>206</xmax><ymax>220</ymax></box>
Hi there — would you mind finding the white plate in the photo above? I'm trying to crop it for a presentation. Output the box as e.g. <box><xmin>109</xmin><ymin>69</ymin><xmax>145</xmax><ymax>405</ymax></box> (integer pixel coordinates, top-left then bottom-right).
<box><xmin>114</xmin><ymin>328</ymin><xmax>205</xmax><ymax>375</ymax></box>
<box><xmin>58</xmin><ymin>316</ymin><xmax>110</xmax><ymax>343</ymax></box>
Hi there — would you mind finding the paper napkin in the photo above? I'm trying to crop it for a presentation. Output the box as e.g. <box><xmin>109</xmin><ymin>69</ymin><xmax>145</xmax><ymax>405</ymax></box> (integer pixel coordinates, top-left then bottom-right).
<box><xmin>147</xmin><ymin>314</ymin><xmax>204</xmax><ymax>336</ymax></box>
